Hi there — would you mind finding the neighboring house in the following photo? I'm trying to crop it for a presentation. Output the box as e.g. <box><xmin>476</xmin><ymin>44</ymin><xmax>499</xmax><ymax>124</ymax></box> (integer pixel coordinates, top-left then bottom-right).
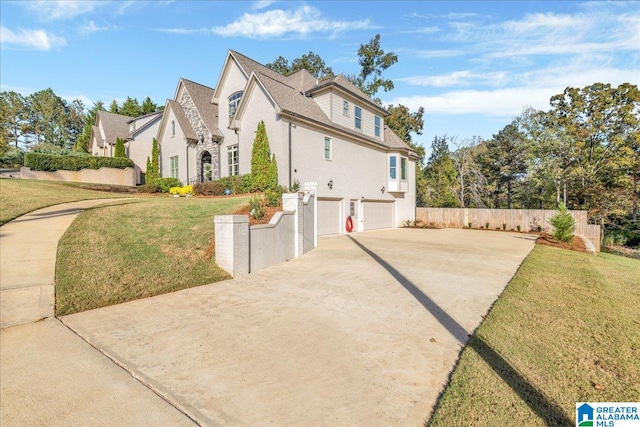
<box><xmin>125</xmin><ymin>111</ymin><xmax>162</xmax><ymax>184</ymax></box>
<box><xmin>160</xmin><ymin>50</ymin><xmax>418</xmax><ymax>234</ymax></box>
<box><xmin>90</xmin><ymin>110</ymin><xmax>161</xmax><ymax>184</ymax></box>
<box><xmin>156</xmin><ymin>78</ymin><xmax>222</xmax><ymax>184</ymax></box>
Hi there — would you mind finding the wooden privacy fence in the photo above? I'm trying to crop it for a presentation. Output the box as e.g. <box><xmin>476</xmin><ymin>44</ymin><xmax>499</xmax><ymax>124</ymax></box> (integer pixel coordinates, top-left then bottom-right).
<box><xmin>416</xmin><ymin>208</ymin><xmax>601</xmax><ymax>252</ymax></box>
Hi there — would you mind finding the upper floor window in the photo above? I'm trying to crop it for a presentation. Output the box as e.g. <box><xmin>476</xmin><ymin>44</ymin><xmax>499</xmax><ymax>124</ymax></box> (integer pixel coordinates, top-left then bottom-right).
<box><xmin>324</xmin><ymin>137</ymin><xmax>332</xmax><ymax>160</ymax></box>
<box><xmin>401</xmin><ymin>157</ymin><xmax>407</xmax><ymax>180</ymax></box>
<box><xmin>343</xmin><ymin>100</ymin><xmax>349</xmax><ymax>116</ymax></box>
<box><xmin>228</xmin><ymin>91</ymin><xmax>243</xmax><ymax>120</ymax></box>
<box><xmin>171</xmin><ymin>120</ymin><xmax>176</xmax><ymax>137</ymax></box>
<box><xmin>374</xmin><ymin>116</ymin><xmax>381</xmax><ymax>137</ymax></box>
<box><xmin>355</xmin><ymin>106</ymin><xmax>362</xmax><ymax>130</ymax></box>
<box><xmin>389</xmin><ymin>156</ymin><xmax>397</xmax><ymax>179</ymax></box>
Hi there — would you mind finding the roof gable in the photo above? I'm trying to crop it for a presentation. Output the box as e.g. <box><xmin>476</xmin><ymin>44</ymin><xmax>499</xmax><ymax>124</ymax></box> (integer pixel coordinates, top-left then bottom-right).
<box><xmin>179</xmin><ymin>78</ymin><xmax>220</xmax><ymax>137</ymax></box>
<box><xmin>96</xmin><ymin>110</ymin><xmax>133</xmax><ymax>145</ymax></box>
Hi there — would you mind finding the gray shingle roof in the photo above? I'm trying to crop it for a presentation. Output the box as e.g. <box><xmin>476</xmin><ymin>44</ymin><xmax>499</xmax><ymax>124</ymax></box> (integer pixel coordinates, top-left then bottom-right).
<box><xmin>230</xmin><ymin>50</ymin><xmax>412</xmax><ymax>153</ymax></box>
<box><xmin>167</xmin><ymin>99</ymin><xmax>198</xmax><ymax>141</ymax></box>
<box><xmin>91</xmin><ymin>125</ymin><xmax>102</xmax><ymax>147</ymax></box>
<box><xmin>126</xmin><ymin>111</ymin><xmax>162</xmax><ymax>139</ymax></box>
<box><xmin>180</xmin><ymin>79</ymin><xmax>221</xmax><ymax>137</ymax></box>
<box><xmin>96</xmin><ymin>110</ymin><xmax>133</xmax><ymax>146</ymax></box>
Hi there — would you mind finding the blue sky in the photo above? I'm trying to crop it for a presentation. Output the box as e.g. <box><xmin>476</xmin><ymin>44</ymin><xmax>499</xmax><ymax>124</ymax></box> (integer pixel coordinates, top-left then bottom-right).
<box><xmin>1</xmin><ymin>0</ymin><xmax>638</xmax><ymax>152</ymax></box>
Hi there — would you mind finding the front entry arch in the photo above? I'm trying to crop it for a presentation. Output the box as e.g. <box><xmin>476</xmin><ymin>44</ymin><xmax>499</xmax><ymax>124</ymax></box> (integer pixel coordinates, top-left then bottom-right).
<box><xmin>200</xmin><ymin>151</ymin><xmax>212</xmax><ymax>183</ymax></box>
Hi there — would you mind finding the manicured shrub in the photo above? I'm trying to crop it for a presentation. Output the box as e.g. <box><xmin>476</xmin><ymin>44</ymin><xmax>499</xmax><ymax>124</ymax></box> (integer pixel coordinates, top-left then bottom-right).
<box><xmin>170</xmin><ymin>186</ymin><xmax>181</xmax><ymax>196</ymax></box>
<box><xmin>249</xmin><ymin>195</ymin><xmax>265</xmax><ymax>220</ymax></box>
<box><xmin>153</xmin><ymin>177</ymin><xmax>181</xmax><ymax>193</ymax></box>
<box><xmin>265</xmin><ymin>185</ymin><xmax>286</xmax><ymax>207</ymax></box>
<box><xmin>549</xmin><ymin>203</ymin><xmax>575</xmax><ymax>242</ymax></box>
<box><xmin>180</xmin><ymin>185</ymin><xmax>193</xmax><ymax>196</ymax></box>
<box><xmin>137</xmin><ymin>182</ymin><xmax>161</xmax><ymax>193</ymax></box>
<box><xmin>193</xmin><ymin>181</ymin><xmax>226</xmax><ymax>196</ymax></box>
<box><xmin>24</xmin><ymin>152</ymin><xmax>134</xmax><ymax>171</ymax></box>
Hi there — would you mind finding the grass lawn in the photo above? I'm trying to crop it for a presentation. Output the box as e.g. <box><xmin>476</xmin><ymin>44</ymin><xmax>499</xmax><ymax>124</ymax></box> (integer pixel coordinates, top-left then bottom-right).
<box><xmin>55</xmin><ymin>195</ymin><xmax>251</xmax><ymax>316</ymax></box>
<box><xmin>0</xmin><ymin>178</ymin><xmax>128</xmax><ymax>225</ymax></box>
<box><xmin>428</xmin><ymin>245</ymin><xmax>640</xmax><ymax>426</ymax></box>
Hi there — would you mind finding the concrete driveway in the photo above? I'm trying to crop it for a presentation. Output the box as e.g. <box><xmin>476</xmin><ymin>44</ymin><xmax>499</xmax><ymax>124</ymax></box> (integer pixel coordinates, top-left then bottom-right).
<box><xmin>61</xmin><ymin>228</ymin><xmax>535</xmax><ymax>426</ymax></box>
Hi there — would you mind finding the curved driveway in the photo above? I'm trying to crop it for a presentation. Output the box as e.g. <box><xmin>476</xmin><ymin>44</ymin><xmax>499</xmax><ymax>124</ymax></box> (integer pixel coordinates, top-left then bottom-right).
<box><xmin>62</xmin><ymin>228</ymin><xmax>535</xmax><ymax>426</ymax></box>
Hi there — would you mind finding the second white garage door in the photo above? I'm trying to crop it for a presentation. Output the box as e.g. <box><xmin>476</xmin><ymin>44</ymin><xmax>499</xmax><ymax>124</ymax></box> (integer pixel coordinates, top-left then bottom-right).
<box><xmin>363</xmin><ymin>201</ymin><xmax>394</xmax><ymax>231</ymax></box>
<box><xmin>317</xmin><ymin>198</ymin><xmax>341</xmax><ymax>235</ymax></box>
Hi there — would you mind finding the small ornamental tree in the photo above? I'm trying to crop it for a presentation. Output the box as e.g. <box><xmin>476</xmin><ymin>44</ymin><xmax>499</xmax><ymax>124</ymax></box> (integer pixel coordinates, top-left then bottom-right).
<box><xmin>251</xmin><ymin>121</ymin><xmax>272</xmax><ymax>191</ymax></box>
<box><xmin>268</xmin><ymin>153</ymin><xmax>278</xmax><ymax>190</ymax></box>
<box><xmin>114</xmin><ymin>137</ymin><xmax>126</xmax><ymax>157</ymax></box>
<box><xmin>146</xmin><ymin>138</ymin><xmax>160</xmax><ymax>182</ymax></box>
<box><xmin>549</xmin><ymin>202</ymin><xmax>575</xmax><ymax>242</ymax></box>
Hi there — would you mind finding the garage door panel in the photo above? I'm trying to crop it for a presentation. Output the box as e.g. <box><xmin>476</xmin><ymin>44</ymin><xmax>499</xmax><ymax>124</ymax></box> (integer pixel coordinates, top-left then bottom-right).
<box><xmin>363</xmin><ymin>201</ymin><xmax>394</xmax><ymax>231</ymax></box>
<box><xmin>318</xmin><ymin>199</ymin><xmax>341</xmax><ymax>235</ymax></box>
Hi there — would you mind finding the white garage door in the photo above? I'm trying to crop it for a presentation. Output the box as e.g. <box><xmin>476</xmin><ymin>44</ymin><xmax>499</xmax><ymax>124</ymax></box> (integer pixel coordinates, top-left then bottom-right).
<box><xmin>317</xmin><ymin>198</ymin><xmax>341</xmax><ymax>235</ymax></box>
<box><xmin>363</xmin><ymin>201</ymin><xmax>394</xmax><ymax>231</ymax></box>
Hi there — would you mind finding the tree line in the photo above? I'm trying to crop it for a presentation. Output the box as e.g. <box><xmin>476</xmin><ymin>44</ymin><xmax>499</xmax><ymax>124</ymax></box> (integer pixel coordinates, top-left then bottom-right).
<box><xmin>0</xmin><ymin>90</ymin><xmax>162</xmax><ymax>161</ymax></box>
<box><xmin>422</xmin><ymin>83</ymin><xmax>639</xmax><ymax>241</ymax></box>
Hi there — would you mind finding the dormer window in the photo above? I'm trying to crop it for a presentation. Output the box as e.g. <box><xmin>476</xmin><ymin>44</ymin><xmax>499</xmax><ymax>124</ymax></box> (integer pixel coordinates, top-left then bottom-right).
<box><xmin>228</xmin><ymin>91</ymin><xmax>243</xmax><ymax>120</ymax></box>
<box><xmin>355</xmin><ymin>106</ymin><xmax>362</xmax><ymax>130</ymax></box>
<box><xmin>343</xmin><ymin>100</ymin><xmax>349</xmax><ymax>116</ymax></box>
<box><xmin>374</xmin><ymin>116</ymin><xmax>381</xmax><ymax>137</ymax></box>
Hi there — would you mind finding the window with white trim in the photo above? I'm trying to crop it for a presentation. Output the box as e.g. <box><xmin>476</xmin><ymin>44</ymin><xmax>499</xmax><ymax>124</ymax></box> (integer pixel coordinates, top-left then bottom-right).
<box><xmin>170</xmin><ymin>155</ymin><xmax>179</xmax><ymax>178</ymax></box>
<box><xmin>228</xmin><ymin>145</ymin><xmax>239</xmax><ymax>176</ymax></box>
<box><xmin>343</xmin><ymin>100</ymin><xmax>349</xmax><ymax>116</ymax></box>
<box><xmin>324</xmin><ymin>137</ymin><xmax>332</xmax><ymax>160</ymax></box>
<box><xmin>354</xmin><ymin>106</ymin><xmax>362</xmax><ymax>130</ymax></box>
<box><xmin>389</xmin><ymin>156</ymin><xmax>397</xmax><ymax>179</ymax></box>
<box><xmin>374</xmin><ymin>115</ymin><xmax>381</xmax><ymax>137</ymax></box>
<box><xmin>401</xmin><ymin>157</ymin><xmax>407</xmax><ymax>180</ymax></box>
<box><xmin>228</xmin><ymin>91</ymin><xmax>243</xmax><ymax>120</ymax></box>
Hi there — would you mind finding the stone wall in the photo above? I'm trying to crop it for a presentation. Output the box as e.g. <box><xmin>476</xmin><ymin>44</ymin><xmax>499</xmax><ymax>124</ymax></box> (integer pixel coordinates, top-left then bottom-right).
<box><xmin>180</xmin><ymin>92</ymin><xmax>220</xmax><ymax>181</ymax></box>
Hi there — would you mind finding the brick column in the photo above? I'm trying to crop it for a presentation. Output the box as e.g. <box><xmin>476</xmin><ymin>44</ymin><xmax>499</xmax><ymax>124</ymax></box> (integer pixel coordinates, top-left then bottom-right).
<box><xmin>214</xmin><ymin>215</ymin><xmax>249</xmax><ymax>277</ymax></box>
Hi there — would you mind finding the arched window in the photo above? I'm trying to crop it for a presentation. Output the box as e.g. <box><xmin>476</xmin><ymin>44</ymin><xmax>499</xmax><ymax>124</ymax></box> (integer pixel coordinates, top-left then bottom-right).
<box><xmin>228</xmin><ymin>91</ymin><xmax>243</xmax><ymax>120</ymax></box>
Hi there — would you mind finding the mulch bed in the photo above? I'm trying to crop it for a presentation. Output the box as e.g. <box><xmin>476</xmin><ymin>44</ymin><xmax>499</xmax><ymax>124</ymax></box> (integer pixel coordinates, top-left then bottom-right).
<box><xmin>233</xmin><ymin>204</ymin><xmax>282</xmax><ymax>226</ymax></box>
<box><xmin>535</xmin><ymin>232</ymin><xmax>590</xmax><ymax>254</ymax></box>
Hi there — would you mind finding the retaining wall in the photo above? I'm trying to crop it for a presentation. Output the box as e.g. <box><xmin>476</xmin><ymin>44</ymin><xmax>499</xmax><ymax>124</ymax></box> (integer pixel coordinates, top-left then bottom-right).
<box><xmin>21</xmin><ymin>166</ymin><xmax>136</xmax><ymax>187</ymax></box>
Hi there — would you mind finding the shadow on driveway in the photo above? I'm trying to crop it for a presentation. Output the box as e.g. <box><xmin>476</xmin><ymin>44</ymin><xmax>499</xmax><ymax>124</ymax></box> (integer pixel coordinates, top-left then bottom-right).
<box><xmin>347</xmin><ymin>235</ymin><xmax>572</xmax><ymax>427</ymax></box>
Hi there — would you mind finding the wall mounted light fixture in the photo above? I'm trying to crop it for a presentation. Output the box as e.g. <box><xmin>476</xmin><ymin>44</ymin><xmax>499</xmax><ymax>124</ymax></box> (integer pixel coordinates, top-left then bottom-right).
<box><xmin>328</xmin><ymin>179</ymin><xmax>333</xmax><ymax>190</ymax></box>
<box><xmin>381</xmin><ymin>186</ymin><xmax>385</xmax><ymax>194</ymax></box>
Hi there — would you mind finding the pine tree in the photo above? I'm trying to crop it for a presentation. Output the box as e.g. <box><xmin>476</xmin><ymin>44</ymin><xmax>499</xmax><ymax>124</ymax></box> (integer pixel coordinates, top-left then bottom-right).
<box><xmin>109</xmin><ymin>100</ymin><xmax>119</xmax><ymax>113</ymax></box>
<box><xmin>549</xmin><ymin>203</ymin><xmax>575</xmax><ymax>242</ymax></box>
<box><xmin>114</xmin><ymin>137</ymin><xmax>126</xmax><ymax>157</ymax></box>
<box><xmin>250</xmin><ymin>121</ymin><xmax>272</xmax><ymax>191</ymax></box>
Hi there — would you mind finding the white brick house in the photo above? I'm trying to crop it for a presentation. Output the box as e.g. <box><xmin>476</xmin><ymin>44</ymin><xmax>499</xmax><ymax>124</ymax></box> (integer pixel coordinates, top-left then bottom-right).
<box><xmin>159</xmin><ymin>50</ymin><xmax>418</xmax><ymax>234</ymax></box>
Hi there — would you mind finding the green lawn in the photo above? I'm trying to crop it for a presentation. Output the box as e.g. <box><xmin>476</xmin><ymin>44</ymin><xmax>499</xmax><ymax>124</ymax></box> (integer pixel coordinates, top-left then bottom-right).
<box><xmin>428</xmin><ymin>245</ymin><xmax>640</xmax><ymax>426</ymax></box>
<box><xmin>0</xmin><ymin>178</ymin><xmax>128</xmax><ymax>225</ymax></box>
<box><xmin>55</xmin><ymin>195</ymin><xmax>251</xmax><ymax>316</ymax></box>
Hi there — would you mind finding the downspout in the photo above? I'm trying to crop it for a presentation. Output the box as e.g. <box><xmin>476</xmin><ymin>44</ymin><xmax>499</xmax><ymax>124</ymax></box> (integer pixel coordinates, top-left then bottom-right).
<box><xmin>185</xmin><ymin>138</ymin><xmax>189</xmax><ymax>185</ymax></box>
<box><xmin>288</xmin><ymin>115</ymin><xmax>297</xmax><ymax>189</ymax></box>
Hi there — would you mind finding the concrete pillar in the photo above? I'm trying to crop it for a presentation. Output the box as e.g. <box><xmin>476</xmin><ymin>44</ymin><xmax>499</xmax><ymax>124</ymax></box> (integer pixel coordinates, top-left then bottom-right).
<box><xmin>282</xmin><ymin>193</ymin><xmax>304</xmax><ymax>258</ymax></box>
<box><xmin>304</xmin><ymin>182</ymin><xmax>318</xmax><ymax>248</ymax></box>
<box><xmin>214</xmin><ymin>215</ymin><xmax>249</xmax><ymax>277</ymax></box>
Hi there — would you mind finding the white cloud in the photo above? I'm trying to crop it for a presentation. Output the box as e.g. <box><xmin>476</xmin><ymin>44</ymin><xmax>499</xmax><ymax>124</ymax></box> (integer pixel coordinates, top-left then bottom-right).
<box><xmin>252</xmin><ymin>0</ymin><xmax>276</xmax><ymax>10</ymax></box>
<box><xmin>22</xmin><ymin>0</ymin><xmax>106</xmax><ymax>21</ymax></box>
<box><xmin>387</xmin><ymin>86</ymin><xmax>560</xmax><ymax>117</ymax></box>
<box><xmin>212</xmin><ymin>5</ymin><xmax>372</xmax><ymax>38</ymax></box>
<box><xmin>414</xmin><ymin>49</ymin><xmax>463</xmax><ymax>58</ymax></box>
<box><xmin>398</xmin><ymin>70</ymin><xmax>509</xmax><ymax>88</ymax></box>
<box><xmin>154</xmin><ymin>27</ymin><xmax>211</xmax><ymax>35</ymax></box>
<box><xmin>0</xmin><ymin>26</ymin><xmax>66</xmax><ymax>51</ymax></box>
<box><xmin>79</xmin><ymin>20</ymin><xmax>119</xmax><ymax>35</ymax></box>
